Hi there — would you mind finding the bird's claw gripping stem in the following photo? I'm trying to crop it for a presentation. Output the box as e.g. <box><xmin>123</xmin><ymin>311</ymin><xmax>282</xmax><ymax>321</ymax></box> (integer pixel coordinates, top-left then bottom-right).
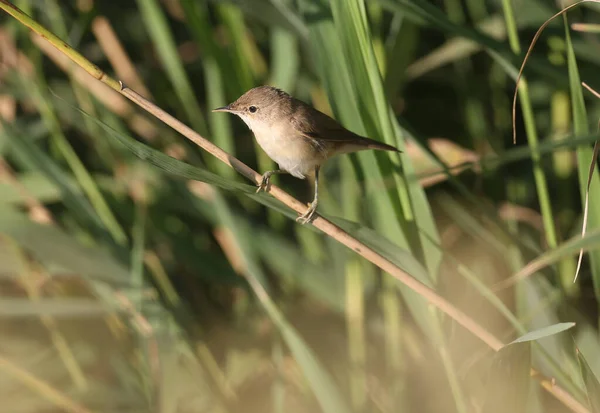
<box><xmin>296</xmin><ymin>200</ymin><xmax>318</xmax><ymax>224</ymax></box>
<box><xmin>256</xmin><ymin>172</ymin><xmax>271</xmax><ymax>193</ymax></box>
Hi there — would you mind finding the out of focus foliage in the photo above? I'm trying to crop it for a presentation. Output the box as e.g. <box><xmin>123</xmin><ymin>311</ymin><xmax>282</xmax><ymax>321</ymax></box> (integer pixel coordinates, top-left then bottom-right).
<box><xmin>1</xmin><ymin>0</ymin><xmax>600</xmax><ymax>412</ymax></box>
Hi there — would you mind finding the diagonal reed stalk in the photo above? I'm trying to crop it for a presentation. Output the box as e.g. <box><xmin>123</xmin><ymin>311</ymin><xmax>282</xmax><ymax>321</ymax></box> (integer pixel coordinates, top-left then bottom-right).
<box><xmin>0</xmin><ymin>2</ymin><xmax>588</xmax><ymax>412</ymax></box>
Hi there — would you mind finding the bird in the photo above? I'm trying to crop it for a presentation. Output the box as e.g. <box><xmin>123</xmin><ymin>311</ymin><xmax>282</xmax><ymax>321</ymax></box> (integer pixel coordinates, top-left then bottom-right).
<box><xmin>213</xmin><ymin>86</ymin><xmax>400</xmax><ymax>224</ymax></box>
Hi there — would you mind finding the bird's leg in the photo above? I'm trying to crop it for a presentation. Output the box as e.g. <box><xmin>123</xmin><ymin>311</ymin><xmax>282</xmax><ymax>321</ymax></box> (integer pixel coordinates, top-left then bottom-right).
<box><xmin>296</xmin><ymin>166</ymin><xmax>320</xmax><ymax>224</ymax></box>
<box><xmin>257</xmin><ymin>169</ymin><xmax>286</xmax><ymax>193</ymax></box>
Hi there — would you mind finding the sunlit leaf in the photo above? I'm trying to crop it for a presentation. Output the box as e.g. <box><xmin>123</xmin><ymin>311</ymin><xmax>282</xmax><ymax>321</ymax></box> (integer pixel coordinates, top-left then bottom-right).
<box><xmin>511</xmin><ymin>322</ymin><xmax>576</xmax><ymax>344</ymax></box>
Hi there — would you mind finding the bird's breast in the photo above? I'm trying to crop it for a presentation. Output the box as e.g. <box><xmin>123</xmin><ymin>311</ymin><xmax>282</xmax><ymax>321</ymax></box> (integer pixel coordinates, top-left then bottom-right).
<box><xmin>252</xmin><ymin>123</ymin><xmax>327</xmax><ymax>178</ymax></box>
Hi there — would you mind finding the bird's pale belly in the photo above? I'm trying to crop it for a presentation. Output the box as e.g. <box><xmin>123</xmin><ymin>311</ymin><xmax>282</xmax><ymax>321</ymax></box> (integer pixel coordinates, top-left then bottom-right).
<box><xmin>253</xmin><ymin>129</ymin><xmax>327</xmax><ymax>179</ymax></box>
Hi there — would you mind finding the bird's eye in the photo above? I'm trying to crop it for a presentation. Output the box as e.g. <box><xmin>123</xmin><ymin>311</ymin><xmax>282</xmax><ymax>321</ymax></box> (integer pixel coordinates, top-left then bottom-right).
<box><xmin>248</xmin><ymin>106</ymin><xmax>257</xmax><ymax>113</ymax></box>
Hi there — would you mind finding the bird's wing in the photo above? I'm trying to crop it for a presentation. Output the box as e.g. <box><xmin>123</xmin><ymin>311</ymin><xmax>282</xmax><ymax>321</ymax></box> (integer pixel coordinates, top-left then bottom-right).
<box><xmin>291</xmin><ymin>104</ymin><xmax>400</xmax><ymax>153</ymax></box>
<box><xmin>291</xmin><ymin>104</ymin><xmax>367</xmax><ymax>143</ymax></box>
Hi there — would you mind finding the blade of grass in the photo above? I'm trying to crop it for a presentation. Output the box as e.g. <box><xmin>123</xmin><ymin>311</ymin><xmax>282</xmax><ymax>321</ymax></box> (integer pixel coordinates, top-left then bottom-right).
<box><xmin>378</xmin><ymin>0</ymin><xmax>566</xmax><ymax>85</ymax></box>
<box><xmin>502</xmin><ymin>0</ymin><xmax>558</xmax><ymax>271</ymax></box>
<box><xmin>269</xmin><ymin>22</ymin><xmax>299</xmax><ymax>92</ymax></box>
<box><xmin>18</xmin><ymin>71</ymin><xmax>127</xmax><ymax>244</ymax></box>
<box><xmin>130</xmin><ymin>195</ymin><xmax>147</xmax><ymax>306</ymax></box>
<box><xmin>512</xmin><ymin>323</ymin><xmax>576</xmax><ymax>343</ymax></box>
<box><xmin>564</xmin><ymin>15</ymin><xmax>600</xmax><ymax>292</ymax></box>
<box><xmin>253</xmin><ymin>226</ymin><xmax>344</xmax><ymax>310</ymax></box>
<box><xmin>384</xmin><ymin>14</ymin><xmax>418</xmax><ymax>95</ymax></box>
<box><xmin>45</xmin><ymin>0</ymin><xmax>120</xmax><ymax>171</ymax></box>
<box><xmin>499</xmin><ymin>228</ymin><xmax>600</xmax><ymax>289</ymax></box>
<box><xmin>329</xmin><ymin>0</ymin><xmax>416</xmax><ymax>229</ymax></box>
<box><xmin>575</xmin><ymin>84</ymin><xmax>600</xmax><ymax>285</ymax></box>
<box><xmin>304</xmin><ymin>0</ymin><xmax>444</xmax><ymax>353</ymax></box>
<box><xmin>345</xmin><ymin>258</ymin><xmax>366</xmax><ymax>410</ymax></box>
<box><xmin>1</xmin><ymin>119</ymin><xmax>112</xmax><ymax>240</ymax></box>
<box><xmin>0</xmin><ymin>171</ymin><xmax>65</xmax><ymax>205</ymax></box>
<box><xmin>178</xmin><ymin>0</ymin><xmax>236</xmax><ymax>178</ymax></box>
<box><xmin>135</xmin><ymin>0</ymin><xmax>207</xmax><ymax>136</ymax></box>
<box><xmin>230</xmin><ymin>0</ymin><xmax>309</xmax><ymax>44</ymax></box>
<box><xmin>215</xmin><ymin>3</ymin><xmax>278</xmax><ymax>198</ymax></box>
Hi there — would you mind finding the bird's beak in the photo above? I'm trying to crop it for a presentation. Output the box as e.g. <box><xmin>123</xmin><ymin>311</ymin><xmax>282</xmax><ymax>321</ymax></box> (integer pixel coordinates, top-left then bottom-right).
<box><xmin>212</xmin><ymin>105</ymin><xmax>233</xmax><ymax>113</ymax></box>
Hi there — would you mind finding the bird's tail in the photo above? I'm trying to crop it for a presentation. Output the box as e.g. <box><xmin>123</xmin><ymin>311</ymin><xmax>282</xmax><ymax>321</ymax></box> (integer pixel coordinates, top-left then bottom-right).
<box><xmin>364</xmin><ymin>139</ymin><xmax>401</xmax><ymax>152</ymax></box>
<box><xmin>336</xmin><ymin>136</ymin><xmax>401</xmax><ymax>155</ymax></box>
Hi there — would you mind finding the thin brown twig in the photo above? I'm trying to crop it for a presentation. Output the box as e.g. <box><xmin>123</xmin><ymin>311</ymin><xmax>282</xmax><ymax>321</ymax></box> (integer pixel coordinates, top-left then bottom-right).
<box><xmin>582</xmin><ymin>82</ymin><xmax>600</xmax><ymax>100</ymax></box>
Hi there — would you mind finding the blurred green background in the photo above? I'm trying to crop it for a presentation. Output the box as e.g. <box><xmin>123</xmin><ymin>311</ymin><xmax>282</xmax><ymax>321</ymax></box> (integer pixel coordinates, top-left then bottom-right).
<box><xmin>2</xmin><ymin>0</ymin><xmax>600</xmax><ymax>412</ymax></box>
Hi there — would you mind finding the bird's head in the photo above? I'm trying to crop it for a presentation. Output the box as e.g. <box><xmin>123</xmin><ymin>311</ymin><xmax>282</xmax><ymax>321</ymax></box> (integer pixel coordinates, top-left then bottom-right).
<box><xmin>212</xmin><ymin>86</ymin><xmax>292</xmax><ymax>131</ymax></box>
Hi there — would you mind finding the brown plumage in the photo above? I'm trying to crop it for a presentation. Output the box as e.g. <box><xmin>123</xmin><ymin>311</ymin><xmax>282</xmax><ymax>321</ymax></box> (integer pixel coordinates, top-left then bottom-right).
<box><xmin>213</xmin><ymin>86</ymin><xmax>401</xmax><ymax>223</ymax></box>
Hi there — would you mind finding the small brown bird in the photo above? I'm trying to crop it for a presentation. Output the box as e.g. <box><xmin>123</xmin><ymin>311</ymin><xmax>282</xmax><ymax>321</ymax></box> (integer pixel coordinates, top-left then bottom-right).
<box><xmin>213</xmin><ymin>86</ymin><xmax>400</xmax><ymax>223</ymax></box>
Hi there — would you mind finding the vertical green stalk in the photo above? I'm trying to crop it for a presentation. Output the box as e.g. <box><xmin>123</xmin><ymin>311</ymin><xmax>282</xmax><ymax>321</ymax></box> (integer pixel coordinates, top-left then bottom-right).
<box><xmin>272</xmin><ymin>336</ymin><xmax>285</xmax><ymax>413</ymax></box>
<box><xmin>550</xmin><ymin>88</ymin><xmax>578</xmax><ymax>296</ymax></box>
<box><xmin>367</xmin><ymin>1</ymin><xmax>386</xmax><ymax>74</ymax></box>
<box><xmin>501</xmin><ymin>0</ymin><xmax>558</xmax><ymax>258</ymax></box>
<box><xmin>383</xmin><ymin>14</ymin><xmax>418</xmax><ymax>100</ymax></box>
<box><xmin>135</xmin><ymin>0</ymin><xmax>207</xmax><ymax>136</ymax></box>
<box><xmin>380</xmin><ymin>275</ymin><xmax>404</xmax><ymax>410</ymax></box>
<box><xmin>131</xmin><ymin>196</ymin><xmax>147</xmax><ymax>305</ymax></box>
<box><xmin>345</xmin><ymin>259</ymin><xmax>366</xmax><ymax>410</ymax></box>
<box><xmin>564</xmin><ymin>16</ymin><xmax>600</xmax><ymax>313</ymax></box>
<box><xmin>443</xmin><ymin>0</ymin><xmax>489</xmax><ymax>156</ymax></box>
<box><xmin>178</xmin><ymin>0</ymin><xmax>236</xmax><ymax>178</ymax></box>
<box><xmin>267</xmin><ymin>19</ymin><xmax>299</xmax><ymax>229</ymax></box>
<box><xmin>342</xmin><ymin>149</ymin><xmax>367</xmax><ymax>411</ymax></box>
<box><xmin>205</xmin><ymin>61</ymin><xmax>236</xmax><ymax>178</ymax></box>
<box><xmin>270</xmin><ymin>25</ymin><xmax>299</xmax><ymax>92</ymax></box>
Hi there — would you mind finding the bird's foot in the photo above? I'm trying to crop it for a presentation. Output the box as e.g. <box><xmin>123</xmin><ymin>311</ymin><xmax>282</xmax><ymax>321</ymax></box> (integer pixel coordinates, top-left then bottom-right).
<box><xmin>256</xmin><ymin>172</ymin><xmax>272</xmax><ymax>193</ymax></box>
<box><xmin>296</xmin><ymin>200</ymin><xmax>318</xmax><ymax>224</ymax></box>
